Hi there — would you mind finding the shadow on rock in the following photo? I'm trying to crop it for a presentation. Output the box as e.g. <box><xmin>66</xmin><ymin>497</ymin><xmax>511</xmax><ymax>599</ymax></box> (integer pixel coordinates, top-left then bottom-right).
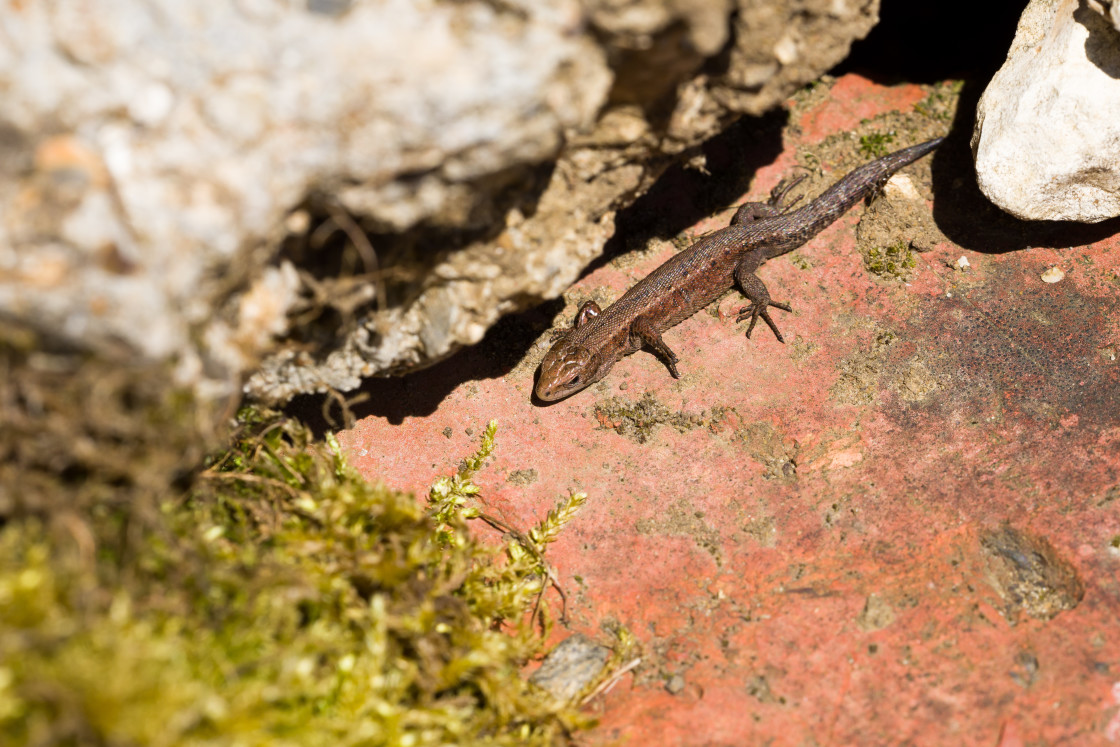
<box><xmin>285</xmin><ymin>299</ymin><xmax>563</xmax><ymax>432</ymax></box>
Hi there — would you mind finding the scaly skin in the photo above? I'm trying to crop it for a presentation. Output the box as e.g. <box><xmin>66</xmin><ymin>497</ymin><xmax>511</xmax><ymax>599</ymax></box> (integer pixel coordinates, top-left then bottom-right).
<box><xmin>534</xmin><ymin>137</ymin><xmax>944</xmax><ymax>402</ymax></box>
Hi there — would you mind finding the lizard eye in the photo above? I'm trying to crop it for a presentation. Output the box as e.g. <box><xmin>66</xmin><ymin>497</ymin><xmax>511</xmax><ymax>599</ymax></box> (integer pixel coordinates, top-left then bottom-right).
<box><xmin>570</xmin><ymin>375</ymin><xmax>581</xmax><ymax>385</ymax></box>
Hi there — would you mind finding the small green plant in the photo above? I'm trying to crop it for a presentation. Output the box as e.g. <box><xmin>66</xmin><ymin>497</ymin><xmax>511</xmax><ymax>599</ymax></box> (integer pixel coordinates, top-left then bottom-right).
<box><xmin>859</xmin><ymin>131</ymin><xmax>896</xmax><ymax>158</ymax></box>
<box><xmin>429</xmin><ymin>419</ymin><xmax>588</xmax><ymax>625</ymax></box>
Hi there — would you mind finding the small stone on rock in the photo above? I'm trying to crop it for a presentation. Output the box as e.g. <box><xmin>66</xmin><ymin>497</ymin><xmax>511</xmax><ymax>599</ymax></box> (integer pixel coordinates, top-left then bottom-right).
<box><xmin>1041</xmin><ymin>267</ymin><xmax>1065</xmax><ymax>283</ymax></box>
<box><xmin>529</xmin><ymin>634</ymin><xmax>610</xmax><ymax>702</ymax></box>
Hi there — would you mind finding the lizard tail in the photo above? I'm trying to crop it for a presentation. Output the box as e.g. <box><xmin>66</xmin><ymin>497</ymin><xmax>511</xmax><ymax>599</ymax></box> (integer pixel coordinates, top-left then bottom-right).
<box><xmin>765</xmin><ymin>136</ymin><xmax>944</xmax><ymax>259</ymax></box>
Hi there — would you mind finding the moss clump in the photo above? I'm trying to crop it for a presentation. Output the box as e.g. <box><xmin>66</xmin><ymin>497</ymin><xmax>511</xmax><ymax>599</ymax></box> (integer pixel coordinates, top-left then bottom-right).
<box><xmin>0</xmin><ymin>412</ymin><xmax>592</xmax><ymax>745</ymax></box>
<box><xmin>858</xmin><ymin>131</ymin><xmax>896</xmax><ymax>158</ymax></box>
<box><xmin>864</xmin><ymin>240</ymin><xmax>917</xmax><ymax>280</ymax></box>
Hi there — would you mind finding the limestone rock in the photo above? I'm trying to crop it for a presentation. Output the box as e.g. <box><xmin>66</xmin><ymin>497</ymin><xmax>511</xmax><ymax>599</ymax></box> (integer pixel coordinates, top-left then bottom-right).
<box><xmin>0</xmin><ymin>0</ymin><xmax>882</xmax><ymax>404</ymax></box>
<box><xmin>249</xmin><ymin>0</ymin><xmax>884</xmax><ymax>402</ymax></box>
<box><xmin>973</xmin><ymin>0</ymin><xmax>1120</xmax><ymax>222</ymax></box>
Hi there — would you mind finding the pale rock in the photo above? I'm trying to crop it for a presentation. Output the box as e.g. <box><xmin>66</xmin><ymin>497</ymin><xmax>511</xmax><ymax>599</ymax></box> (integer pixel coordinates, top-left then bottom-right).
<box><xmin>0</xmin><ymin>0</ymin><xmax>610</xmax><ymax>397</ymax></box>
<box><xmin>0</xmin><ymin>0</ymin><xmax>884</xmax><ymax>404</ymax></box>
<box><xmin>883</xmin><ymin>173</ymin><xmax>922</xmax><ymax>202</ymax></box>
<box><xmin>973</xmin><ymin>0</ymin><xmax>1120</xmax><ymax>222</ymax></box>
<box><xmin>1041</xmin><ymin>266</ymin><xmax>1066</xmax><ymax>283</ymax></box>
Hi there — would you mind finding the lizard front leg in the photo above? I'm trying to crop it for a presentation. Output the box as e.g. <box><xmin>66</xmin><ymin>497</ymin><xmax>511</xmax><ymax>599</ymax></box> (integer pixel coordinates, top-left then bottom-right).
<box><xmin>549</xmin><ymin>300</ymin><xmax>602</xmax><ymax>342</ymax></box>
<box><xmin>733</xmin><ymin>253</ymin><xmax>793</xmax><ymax>342</ymax></box>
<box><xmin>631</xmin><ymin>317</ymin><xmax>681</xmax><ymax>378</ymax></box>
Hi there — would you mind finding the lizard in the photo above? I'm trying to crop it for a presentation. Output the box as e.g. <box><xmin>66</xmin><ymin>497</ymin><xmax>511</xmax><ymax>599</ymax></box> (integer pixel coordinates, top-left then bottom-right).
<box><xmin>534</xmin><ymin>136</ymin><xmax>943</xmax><ymax>402</ymax></box>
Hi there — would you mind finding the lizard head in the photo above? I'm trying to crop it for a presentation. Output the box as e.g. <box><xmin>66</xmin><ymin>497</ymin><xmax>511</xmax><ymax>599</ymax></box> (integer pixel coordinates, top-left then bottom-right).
<box><xmin>534</xmin><ymin>339</ymin><xmax>608</xmax><ymax>402</ymax></box>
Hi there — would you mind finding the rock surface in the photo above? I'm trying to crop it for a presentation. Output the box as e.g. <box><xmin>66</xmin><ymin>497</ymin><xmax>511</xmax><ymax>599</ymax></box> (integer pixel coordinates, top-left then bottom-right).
<box><xmin>973</xmin><ymin>0</ymin><xmax>1120</xmax><ymax>222</ymax></box>
<box><xmin>0</xmin><ymin>0</ymin><xmax>882</xmax><ymax>403</ymax></box>
<box><xmin>335</xmin><ymin>76</ymin><xmax>1120</xmax><ymax>745</ymax></box>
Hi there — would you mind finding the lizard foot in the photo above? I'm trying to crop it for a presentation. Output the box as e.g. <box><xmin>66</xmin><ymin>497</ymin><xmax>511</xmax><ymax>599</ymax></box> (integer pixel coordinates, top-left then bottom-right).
<box><xmin>632</xmin><ymin>317</ymin><xmax>681</xmax><ymax>378</ymax></box>
<box><xmin>736</xmin><ymin>300</ymin><xmax>793</xmax><ymax>342</ymax></box>
<box><xmin>665</xmin><ymin>357</ymin><xmax>681</xmax><ymax>379</ymax></box>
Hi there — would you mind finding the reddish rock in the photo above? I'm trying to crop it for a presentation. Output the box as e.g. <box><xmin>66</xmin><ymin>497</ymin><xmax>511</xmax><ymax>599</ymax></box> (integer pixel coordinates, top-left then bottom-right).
<box><xmin>339</xmin><ymin>75</ymin><xmax>1120</xmax><ymax>745</ymax></box>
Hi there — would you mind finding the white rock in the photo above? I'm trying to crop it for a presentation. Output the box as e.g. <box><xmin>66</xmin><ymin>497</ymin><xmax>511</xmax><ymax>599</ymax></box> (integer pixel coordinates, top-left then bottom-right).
<box><xmin>0</xmin><ymin>0</ymin><xmax>610</xmax><ymax>391</ymax></box>
<box><xmin>1041</xmin><ymin>266</ymin><xmax>1065</xmax><ymax>283</ymax></box>
<box><xmin>0</xmin><ymin>0</ymin><xmax>883</xmax><ymax>404</ymax></box>
<box><xmin>973</xmin><ymin>0</ymin><xmax>1120</xmax><ymax>222</ymax></box>
<box><xmin>883</xmin><ymin>173</ymin><xmax>922</xmax><ymax>201</ymax></box>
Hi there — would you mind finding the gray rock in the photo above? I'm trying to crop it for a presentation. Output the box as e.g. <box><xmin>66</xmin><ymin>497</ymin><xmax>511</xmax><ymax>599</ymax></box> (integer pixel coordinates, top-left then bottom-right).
<box><xmin>0</xmin><ymin>0</ymin><xmax>881</xmax><ymax>403</ymax></box>
<box><xmin>973</xmin><ymin>0</ymin><xmax>1120</xmax><ymax>222</ymax></box>
<box><xmin>529</xmin><ymin>633</ymin><xmax>610</xmax><ymax>702</ymax></box>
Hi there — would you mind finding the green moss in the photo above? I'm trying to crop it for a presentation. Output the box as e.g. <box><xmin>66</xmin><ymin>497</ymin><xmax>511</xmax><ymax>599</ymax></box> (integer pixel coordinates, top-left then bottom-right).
<box><xmin>858</xmin><ymin>131</ymin><xmax>896</xmax><ymax>159</ymax></box>
<box><xmin>0</xmin><ymin>413</ymin><xmax>594</xmax><ymax>745</ymax></box>
<box><xmin>670</xmin><ymin>231</ymin><xmax>695</xmax><ymax>252</ymax></box>
<box><xmin>864</xmin><ymin>240</ymin><xmax>917</xmax><ymax>280</ymax></box>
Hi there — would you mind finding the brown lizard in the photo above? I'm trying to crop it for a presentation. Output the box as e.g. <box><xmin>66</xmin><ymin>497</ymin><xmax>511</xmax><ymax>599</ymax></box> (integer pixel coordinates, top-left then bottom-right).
<box><xmin>534</xmin><ymin>137</ymin><xmax>943</xmax><ymax>402</ymax></box>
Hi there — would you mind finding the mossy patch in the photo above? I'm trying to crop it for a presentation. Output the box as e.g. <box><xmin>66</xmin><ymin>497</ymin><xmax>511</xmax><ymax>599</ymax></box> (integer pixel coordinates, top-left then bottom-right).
<box><xmin>634</xmin><ymin>498</ymin><xmax>723</xmax><ymax>567</ymax></box>
<box><xmin>858</xmin><ymin>131</ymin><xmax>896</xmax><ymax>159</ymax></box>
<box><xmin>0</xmin><ymin>327</ymin><xmax>602</xmax><ymax>747</ymax></box>
<box><xmin>863</xmin><ymin>240</ymin><xmax>917</xmax><ymax>280</ymax></box>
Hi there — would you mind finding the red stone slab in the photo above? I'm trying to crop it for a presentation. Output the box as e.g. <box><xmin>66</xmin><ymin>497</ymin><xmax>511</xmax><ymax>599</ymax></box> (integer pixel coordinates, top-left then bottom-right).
<box><xmin>339</xmin><ymin>75</ymin><xmax>1120</xmax><ymax>745</ymax></box>
<box><xmin>798</xmin><ymin>75</ymin><xmax>929</xmax><ymax>144</ymax></box>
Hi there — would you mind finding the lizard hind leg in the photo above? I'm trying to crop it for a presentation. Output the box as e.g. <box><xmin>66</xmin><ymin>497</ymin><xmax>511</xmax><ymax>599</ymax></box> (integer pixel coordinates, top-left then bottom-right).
<box><xmin>730</xmin><ymin>174</ymin><xmax>807</xmax><ymax>225</ymax></box>
<box><xmin>733</xmin><ymin>262</ymin><xmax>793</xmax><ymax>342</ymax></box>
<box><xmin>730</xmin><ymin>199</ymin><xmax>784</xmax><ymax>225</ymax></box>
<box><xmin>768</xmin><ymin>174</ymin><xmax>807</xmax><ymax>213</ymax></box>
